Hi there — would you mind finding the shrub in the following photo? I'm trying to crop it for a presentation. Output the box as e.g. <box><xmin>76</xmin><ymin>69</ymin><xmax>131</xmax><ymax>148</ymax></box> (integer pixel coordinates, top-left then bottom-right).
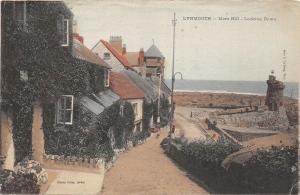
<box><xmin>1</xmin><ymin>172</ymin><xmax>40</xmax><ymax>194</ymax></box>
<box><xmin>228</xmin><ymin>145</ymin><xmax>298</xmax><ymax>193</ymax></box>
<box><xmin>165</xmin><ymin>138</ymin><xmax>298</xmax><ymax>194</ymax></box>
<box><xmin>181</xmin><ymin>138</ymin><xmax>240</xmax><ymax>175</ymax></box>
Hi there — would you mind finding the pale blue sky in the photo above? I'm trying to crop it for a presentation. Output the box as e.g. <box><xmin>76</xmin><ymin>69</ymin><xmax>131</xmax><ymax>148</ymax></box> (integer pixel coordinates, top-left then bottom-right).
<box><xmin>66</xmin><ymin>0</ymin><xmax>300</xmax><ymax>82</ymax></box>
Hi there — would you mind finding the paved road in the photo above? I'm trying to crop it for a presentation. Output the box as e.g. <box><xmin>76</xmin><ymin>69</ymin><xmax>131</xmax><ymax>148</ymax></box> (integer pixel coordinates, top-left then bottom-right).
<box><xmin>101</xmin><ymin>129</ymin><xmax>209</xmax><ymax>195</ymax></box>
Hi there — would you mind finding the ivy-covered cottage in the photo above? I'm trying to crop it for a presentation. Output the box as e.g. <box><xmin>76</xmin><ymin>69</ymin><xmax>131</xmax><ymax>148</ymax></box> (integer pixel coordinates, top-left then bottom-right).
<box><xmin>0</xmin><ymin>1</ymin><xmax>135</xmax><ymax>170</ymax></box>
<box><xmin>109</xmin><ymin>72</ymin><xmax>144</xmax><ymax>133</ymax></box>
<box><xmin>1</xmin><ymin>1</ymin><xmax>79</xmax><ymax>169</ymax></box>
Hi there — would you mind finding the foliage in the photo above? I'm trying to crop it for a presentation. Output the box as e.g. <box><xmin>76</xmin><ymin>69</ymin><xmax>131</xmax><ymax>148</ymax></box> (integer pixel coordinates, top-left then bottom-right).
<box><xmin>227</xmin><ymin>145</ymin><xmax>298</xmax><ymax>193</ymax></box>
<box><xmin>142</xmin><ymin>101</ymin><xmax>153</xmax><ymax>134</ymax></box>
<box><xmin>112</xmin><ymin>102</ymin><xmax>135</xmax><ymax>149</ymax></box>
<box><xmin>42</xmin><ymin>101</ymin><xmax>135</xmax><ymax>162</ymax></box>
<box><xmin>11</xmin><ymin>83</ymin><xmax>34</xmax><ymax>163</ymax></box>
<box><xmin>165</xmin><ymin>138</ymin><xmax>297</xmax><ymax>194</ymax></box>
<box><xmin>0</xmin><ymin>171</ymin><xmax>40</xmax><ymax>194</ymax></box>
<box><xmin>180</xmin><ymin>138</ymin><xmax>241</xmax><ymax>174</ymax></box>
<box><xmin>2</xmin><ymin>3</ymin><xmax>90</xmax><ymax>163</ymax></box>
<box><xmin>159</xmin><ymin>97</ymin><xmax>170</xmax><ymax>127</ymax></box>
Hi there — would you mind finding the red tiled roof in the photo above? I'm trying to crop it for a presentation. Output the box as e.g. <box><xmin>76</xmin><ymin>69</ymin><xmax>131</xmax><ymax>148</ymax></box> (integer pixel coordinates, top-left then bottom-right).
<box><xmin>110</xmin><ymin>72</ymin><xmax>144</xmax><ymax>99</ymax></box>
<box><xmin>100</xmin><ymin>40</ymin><xmax>131</xmax><ymax>67</ymax></box>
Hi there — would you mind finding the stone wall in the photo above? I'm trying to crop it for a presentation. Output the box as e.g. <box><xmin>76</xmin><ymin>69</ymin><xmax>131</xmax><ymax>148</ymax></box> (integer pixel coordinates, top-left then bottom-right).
<box><xmin>210</xmin><ymin>107</ymin><xmax>289</xmax><ymax>131</ymax></box>
<box><xmin>222</xmin><ymin>129</ymin><xmax>276</xmax><ymax>142</ymax></box>
<box><xmin>43</xmin><ymin>154</ymin><xmax>105</xmax><ymax>173</ymax></box>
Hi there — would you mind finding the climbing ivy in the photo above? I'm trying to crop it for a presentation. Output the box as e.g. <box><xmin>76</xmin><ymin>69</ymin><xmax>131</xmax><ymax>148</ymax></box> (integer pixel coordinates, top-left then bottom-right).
<box><xmin>2</xmin><ymin>3</ymin><xmax>90</xmax><ymax>163</ymax></box>
<box><xmin>42</xmin><ymin>100</ymin><xmax>135</xmax><ymax>162</ymax></box>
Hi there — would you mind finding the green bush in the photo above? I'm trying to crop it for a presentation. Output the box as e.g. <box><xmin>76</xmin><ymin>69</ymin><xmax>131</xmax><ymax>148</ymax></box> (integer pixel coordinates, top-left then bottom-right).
<box><xmin>181</xmin><ymin>138</ymin><xmax>240</xmax><ymax>175</ymax></box>
<box><xmin>1</xmin><ymin>171</ymin><xmax>40</xmax><ymax>194</ymax></box>
<box><xmin>165</xmin><ymin>138</ymin><xmax>297</xmax><ymax>194</ymax></box>
<box><xmin>228</xmin><ymin>145</ymin><xmax>298</xmax><ymax>193</ymax></box>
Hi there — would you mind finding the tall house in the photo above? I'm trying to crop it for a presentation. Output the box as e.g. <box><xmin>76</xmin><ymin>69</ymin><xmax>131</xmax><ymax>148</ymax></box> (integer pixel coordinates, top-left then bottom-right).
<box><xmin>265</xmin><ymin>74</ymin><xmax>285</xmax><ymax>111</ymax></box>
<box><xmin>144</xmin><ymin>44</ymin><xmax>165</xmax><ymax>78</ymax></box>
<box><xmin>1</xmin><ymin>0</ymin><xmax>74</xmax><ymax>169</ymax></box>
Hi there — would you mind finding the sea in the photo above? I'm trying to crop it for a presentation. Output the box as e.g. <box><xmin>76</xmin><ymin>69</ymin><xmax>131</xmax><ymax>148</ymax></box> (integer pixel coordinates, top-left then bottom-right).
<box><xmin>164</xmin><ymin>80</ymin><xmax>299</xmax><ymax>98</ymax></box>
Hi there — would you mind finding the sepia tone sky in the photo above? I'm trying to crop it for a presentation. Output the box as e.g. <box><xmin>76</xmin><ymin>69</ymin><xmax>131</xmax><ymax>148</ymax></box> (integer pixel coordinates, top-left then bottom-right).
<box><xmin>65</xmin><ymin>0</ymin><xmax>300</xmax><ymax>82</ymax></box>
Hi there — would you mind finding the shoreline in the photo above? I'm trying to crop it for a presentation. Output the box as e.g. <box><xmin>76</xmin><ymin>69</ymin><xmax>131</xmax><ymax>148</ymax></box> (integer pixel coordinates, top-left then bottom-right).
<box><xmin>174</xmin><ymin>90</ymin><xmax>298</xmax><ymax>99</ymax></box>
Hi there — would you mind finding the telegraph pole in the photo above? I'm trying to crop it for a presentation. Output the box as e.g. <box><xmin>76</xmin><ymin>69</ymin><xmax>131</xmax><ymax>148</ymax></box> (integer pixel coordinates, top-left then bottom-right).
<box><xmin>157</xmin><ymin>73</ymin><xmax>161</xmax><ymax>124</ymax></box>
<box><xmin>170</xmin><ymin>12</ymin><xmax>176</xmax><ymax>135</ymax></box>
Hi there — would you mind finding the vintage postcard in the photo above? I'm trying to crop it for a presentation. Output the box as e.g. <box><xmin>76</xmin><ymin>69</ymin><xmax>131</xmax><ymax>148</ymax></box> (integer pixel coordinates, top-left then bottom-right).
<box><xmin>0</xmin><ymin>0</ymin><xmax>299</xmax><ymax>194</ymax></box>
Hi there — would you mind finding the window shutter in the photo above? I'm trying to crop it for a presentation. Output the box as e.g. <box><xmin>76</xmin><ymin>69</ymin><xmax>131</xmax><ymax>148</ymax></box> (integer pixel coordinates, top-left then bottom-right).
<box><xmin>57</xmin><ymin>15</ymin><xmax>64</xmax><ymax>44</ymax></box>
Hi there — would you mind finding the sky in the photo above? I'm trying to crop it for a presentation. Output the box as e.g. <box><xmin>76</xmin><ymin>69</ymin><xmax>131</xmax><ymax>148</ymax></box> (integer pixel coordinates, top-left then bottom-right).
<box><xmin>65</xmin><ymin>0</ymin><xmax>300</xmax><ymax>82</ymax></box>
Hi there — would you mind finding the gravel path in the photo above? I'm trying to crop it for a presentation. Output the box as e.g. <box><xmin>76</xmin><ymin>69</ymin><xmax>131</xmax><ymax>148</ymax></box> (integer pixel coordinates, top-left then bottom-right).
<box><xmin>101</xmin><ymin>129</ymin><xmax>209</xmax><ymax>195</ymax></box>
<box><xmin>174</xmin><ymin>106</ymin><xmax>207</xmax><ymax>141</ymax></box>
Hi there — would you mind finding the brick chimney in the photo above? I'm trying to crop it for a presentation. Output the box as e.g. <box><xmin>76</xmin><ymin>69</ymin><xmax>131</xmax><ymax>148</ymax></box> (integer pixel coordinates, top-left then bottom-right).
<box><xmin>73</xmin><ymin>33</ymin><xmax>84</xmax><ymax>44</ymax></box>
<box><xmin>138</xmin><ymin>48</ymin><xmax>144</xmax><ymax>66</ymax></box>
<box><xmin>109</xmin><ymin>36</ymin><xmax>122</xmax><ymax>53</ymax></box>
<box><xmin>122</xmin><ymin>44</ymin><xmax>126</xmax><ymax>55</ymax></box>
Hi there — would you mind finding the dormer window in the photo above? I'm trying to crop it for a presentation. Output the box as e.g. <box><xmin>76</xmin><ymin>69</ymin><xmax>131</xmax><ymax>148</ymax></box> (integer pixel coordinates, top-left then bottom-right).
<box><xmin>103</xmin><ymin>53</ymin><xmax>111</xmax><ymax>60</ymax></box>
<box><xmin>104</xmin><ymin>69</ymin><xmax>110</xmax><ymax>87</ymax></box>
<box><xmin>57</xmin><ymin>15</ymin><xmax>69</xmax><ymax>46</ymax></box>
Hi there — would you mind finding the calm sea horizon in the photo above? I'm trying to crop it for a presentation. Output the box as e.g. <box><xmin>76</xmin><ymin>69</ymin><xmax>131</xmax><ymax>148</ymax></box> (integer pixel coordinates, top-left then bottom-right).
<box><xmin>164</xmin><ymin>79</ymin><xmax>298</xmax><ymax>98</ymax></box>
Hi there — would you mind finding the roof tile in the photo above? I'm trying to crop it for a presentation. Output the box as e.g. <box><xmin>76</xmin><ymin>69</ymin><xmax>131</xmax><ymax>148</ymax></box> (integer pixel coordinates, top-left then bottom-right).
<box><xmin>110</xmin><ymin>72</ymin><xmax>144</xmax><ymax>99</ymax></box>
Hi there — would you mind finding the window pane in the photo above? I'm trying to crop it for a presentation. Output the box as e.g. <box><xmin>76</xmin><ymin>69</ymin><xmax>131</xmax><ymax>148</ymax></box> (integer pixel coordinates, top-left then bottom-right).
<box><xmin>65</xmin><ymin>96</ymin><xmax>72</xmax><ymax>109</ymax></box>
<box><xmin>64</xmin><ymin>110</ymin><xmax>72</xmax><ymax>123</ymax></box>
<box><xmin>57</xmin><ymin>110</ymin><xmax>64</xmax><ymax>123</ymax></box>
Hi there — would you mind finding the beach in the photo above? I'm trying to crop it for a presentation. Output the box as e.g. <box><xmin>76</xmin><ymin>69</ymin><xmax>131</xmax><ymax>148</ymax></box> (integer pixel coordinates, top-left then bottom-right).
<box><xmin>173</xmin><ymin>91</ymin><xmax>298</xmax><ymax>126</ymax></box>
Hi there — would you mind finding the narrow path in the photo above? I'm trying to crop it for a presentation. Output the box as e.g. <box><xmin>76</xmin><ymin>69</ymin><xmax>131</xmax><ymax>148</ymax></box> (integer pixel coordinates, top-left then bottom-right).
<box><xmin>101</xmin><ymin>129</ymin><xmax>209</xmax><ymax>195</ymax></box>
<box><xmin>174</xmin><ymin>107</ymin><xmax>207</xmax><ymax>141</ymax></box>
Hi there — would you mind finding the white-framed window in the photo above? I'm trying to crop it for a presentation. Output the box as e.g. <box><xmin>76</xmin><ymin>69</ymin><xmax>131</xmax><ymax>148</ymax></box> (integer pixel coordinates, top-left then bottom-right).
<box><xmin>120</xmin><ymin>104</ymin><xmax>124</xmax><ymax>117</ymax></box>
<box><xmin>62</xmin><ymin>19</ymin><xmax>69</xmax><ymax>46</ymax></box>
<box><xmin>58</xmin><ymin>15</ymin><xmax>69</xmax><ymax>46</ymax></box>
<box><xmin>103</xmin><ymin>52</ymin><xmax>111</xmax><ymax>60</ymax></box>
<box><xmin>132</xmin><ymin>103</ymin><xmax>138</xmax><ymax>116</ymax></box>
<box><xmin>104</xmin><ymin>69</ymin><xmax>110</xmax><ymax>87</ymax></box>
<box><xmin>56</xmin><ymin>95</ymin><xmax>74</xmax><ymax>125</ymax></box>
